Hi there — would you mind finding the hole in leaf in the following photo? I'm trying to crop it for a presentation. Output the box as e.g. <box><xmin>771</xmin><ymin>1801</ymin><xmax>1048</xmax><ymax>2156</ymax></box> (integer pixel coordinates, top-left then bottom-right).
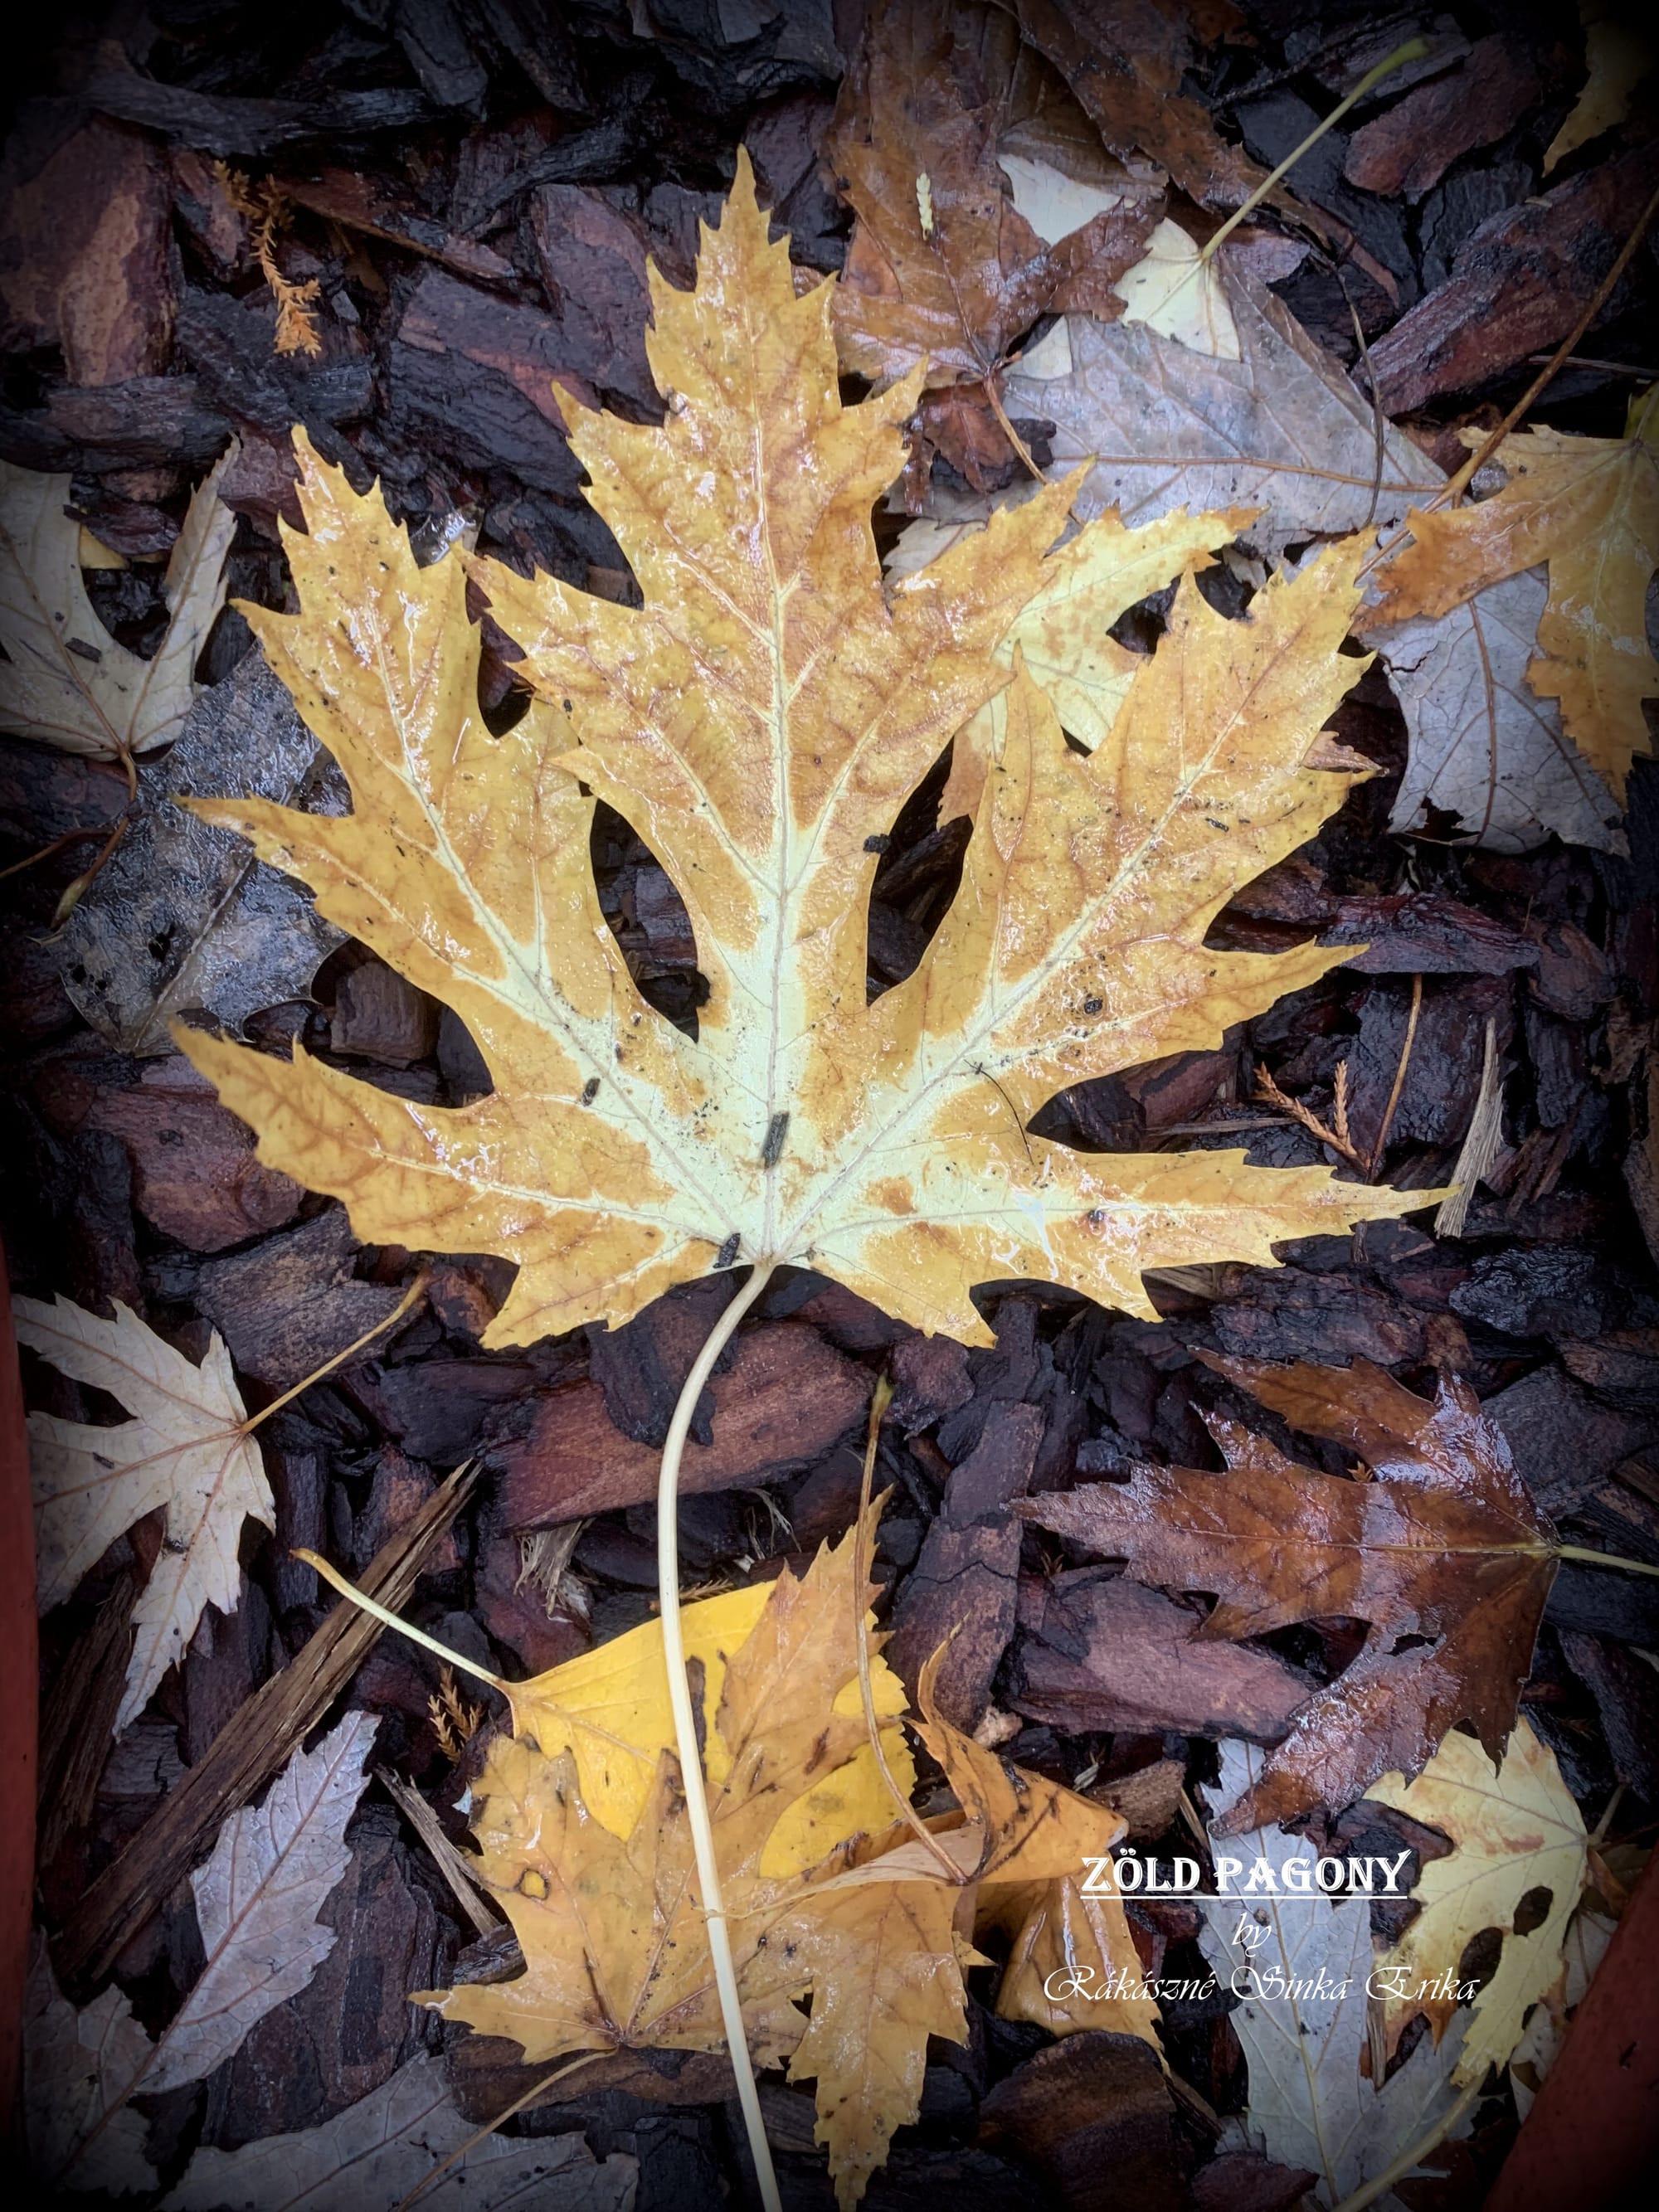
<box><xmin>1514</xmin><ymin>1885</ymin><xmax>1554</xmax><ymax>1937</ymax></box>
<box><xmin>590</xmin><ymin>798</ymin><xmax>707</xmax><ymax>1038</ymax></box>
<box><xmin>864</xmin><ymin>742</ymin><xmax>968</xmax><ymax>1003</ymax></box>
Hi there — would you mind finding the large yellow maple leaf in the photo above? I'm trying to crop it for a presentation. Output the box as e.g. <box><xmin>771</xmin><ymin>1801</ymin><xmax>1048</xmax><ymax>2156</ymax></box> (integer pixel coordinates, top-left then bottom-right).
<box><xmin>178</xmin><ymin>154</ymin><xmax>1423</xmax><ymax>1348</ymax></box>
<box><xmin>1368</xmin><ymin>389</ymin><xmax>1659</xmax><ymax>800</ymax></box>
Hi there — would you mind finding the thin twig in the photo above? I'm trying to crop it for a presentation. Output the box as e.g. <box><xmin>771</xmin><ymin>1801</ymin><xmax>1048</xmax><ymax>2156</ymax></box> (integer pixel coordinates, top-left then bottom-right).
<box><xmin>852</xmin><ymin>1378</ymin><xmax>961</xmax><ymax>1878</ymax></box>
<box><xmin>981</xmin><ymin>372</ymin><xmax>1045</xmax><ymax>483</ymax></box>
<box><xmin>1336</xmin><ymin>265</ymin><xmax>1387</xmax><ymax>529</ymax></box>
<box><xmin>0</xmin><ymin>820</ymin><xmax>117</xmax><ymax>882</ymax></box>
<box><xmin>46</xmin><ymin>815</ymin><xmax>129</xmax><ymax>928</ymax></box>
<box><xmin>1200</xmin><ymin>40</ymin><xmax>1429</xmax><ymax>265</ymax></box>
<box><xmin>1362</xmin><ymin>181</ymin><xmax>1659</xmax><ymax>583</ymax></box>
<box><xmin>376</xmin><ymin>1767</ymin><xmax>497</xmax><ymax>1937</ymax></box>
<box><xmin>1369</xmin><ymin>971</ymin><xmax>1423</xmax><ymax>1177</ymax></box>
<box><xmin>1253</xmin><ymin>1061</ymin><xmax>1368</xmax><ymax>1172</ymax></box>
<box><xmin>389</xmin><ymin>2052</ymin><xmax>606</xmax><ymax>2212</ymax></box>
<box><xmin>655</xmin><ymin>1262</ymin><xmax>783</xmax><ymax>2212</ymax></box>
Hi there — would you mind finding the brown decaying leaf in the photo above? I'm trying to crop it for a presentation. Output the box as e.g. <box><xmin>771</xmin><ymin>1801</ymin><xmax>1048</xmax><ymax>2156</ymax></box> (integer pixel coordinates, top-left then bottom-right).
<box><xmin>989</xmin><ymin>0</ymin><xmax>1272</xmax><ymax>213</ymax></box>
<box><xmin>421</xmin><ymin>1511</ymin><xmax>1142</xmax><ymax>2207</ymax></box>
<box><xmin>1022</xmin><ymin>1357</ymin><xmax>1559</xmax><ymax>1832</ymax></box>
<box><xmin>828</xmin><ymin>0</ymin><xmax>1159</xmax><ymax>398</ymax></box>
<box><xmin>1367</xmin><ymin>391</ymin><xmax>1659</xmax><ymax>804</ymax></box>
<box><xmin>177</xmin><ymin>155</ymin><xmax>1430</xmax><ymax>1354</ymax></box>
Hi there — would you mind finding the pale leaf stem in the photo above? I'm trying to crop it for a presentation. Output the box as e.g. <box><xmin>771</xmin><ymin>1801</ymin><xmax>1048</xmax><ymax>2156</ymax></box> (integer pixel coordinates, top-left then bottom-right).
<box><xmin>655</xmin><ymin>1260</ymin><xmax>782</xmax><ymax>2212</ymax></box>
<box><xmin>1325</xmin><ymin>2079</ymin><xmax>1481</xmax><ymax>2212</ymax></box>
<box><xmin>294</xmin><ymin>1549</ymin><xmax>511</xmax><ymax>1689</ymax></box>
<box><xmin>1199</xmin><ymin>39</ymin><xmax>1429</xmax><ymax>265</ymax></box>
<box><xmin>1558</xmin><ymin>1544</ymin><xmax>1659</xmax><ymax>1579</ymax></box>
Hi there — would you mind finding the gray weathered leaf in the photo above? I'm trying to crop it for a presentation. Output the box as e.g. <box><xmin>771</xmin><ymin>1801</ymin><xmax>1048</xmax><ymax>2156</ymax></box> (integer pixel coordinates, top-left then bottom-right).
<box><xmin>57</xmin><ymin>643</ymin><xmax>345</xmax><ymax>1054</ymax></box>
<box><xmin>146</xmin><ymin>1709</ymin><xmax>378</xmax><ymax>2094</ymax></box>
<box><xmin>163</xmin><ymin>2052</ymin><xmax>639</xmax><ymax>2212</ymax></box>
<box><xmin>24</xmin><ymin>1937</ymin><xmax>156</xmax><ymax>2200</ymax></box>
<box><xmin>1197</xmin><ymin>1743</ymin><xmax>1470</xmax><ymax>2210</ymax></box>
<box><xmin>0</xmin><ymin>445</ymin><xmax>237</xmax><ymax>760</ymax></box>
<box><xmin>24</xmin><ymin>1716</ymin><xmax>377</xmax><ymax>2193</ymax></box>
<box><xmin>15</xmin><ymin>1294</ymin><xmax>274</xmax><ymax>1734</ymax></box>
<box><xmin>1363</xmin><ymin>568</ymin><xmax>1627</xmax><ymax>854</ymax></box>
<box><xmin>1000</xmin><ymin>270</ymin><xmax>1443</xmax><ymax>552</ymax></box>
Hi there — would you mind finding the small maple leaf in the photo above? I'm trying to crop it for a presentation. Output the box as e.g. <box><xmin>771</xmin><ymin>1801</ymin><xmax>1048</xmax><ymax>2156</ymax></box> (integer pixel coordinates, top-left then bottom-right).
<box><xmin>421</xmin><ymin>1514</ymin><xmax>1137</xmax><ymax>2205</ymax></box>
<box><xmin>1366</xmin><ymin>391</ymin><xmax>1659</xmax><ymax>800</ymax></box>
<box><xmin>16</xmin><ymin>1295</ymin><xmax>275</xmax><ymax>1733</ymax></box>
<box><xmin>1369</xmin><ymin>1719</ymin><xmax>1585</xmax><ymax>2084</ymax></box>
<box><xmin>0</xmin><ymin>445</ymin><xmax>238</xmax><ymax>764</ymax></box>
<box><xmin>176</xmin><ymin>155</ymin><xmax>1428</xmax><ymax>1349</ymax></box>
<box><xmin>1023</xmin><ymin>1355</ymin><xmax>1559</xmax><ymax>1832</ymax></box>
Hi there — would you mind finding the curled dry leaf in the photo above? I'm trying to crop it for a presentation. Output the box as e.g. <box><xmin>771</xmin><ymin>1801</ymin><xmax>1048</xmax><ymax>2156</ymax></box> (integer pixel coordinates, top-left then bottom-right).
<box><xmin>1366</xmin><ymin>392</ymin><xmax>1659</xmax><ymax>807</ymax></box>
<box><xmin>15</xmin><ymin>1293</ymin><xmax>274</xmax><ymax>1733</ymax></box>
<box><xmin>162</xmin><ymin>2051</ymin><xmax>639</xmax><ymax>2211</ymax></box>
<box><xmin>0</xmin><ymin>444</ymin><xmax>237</xmax><ymax>762</ymax></box>
<box><xmin>420</xmin><ymin>1510</ymin><xmax>1139</xmax><ymax>2206</ymax></box>
<box><xmin>1368</xmin><ymin>1719</ymin><xmax>1587</xmax><ymax>2086</ymax></box>
<box><xmin>178</xmin><ymin>155</ymin><xmax>1428</xmax><ymax>1353</ymax></box>
<box><xmin>25</xmin><ymin>1713</ymin><xmax>375</xmax><ymax>2195</ymax></box>
<box><xmin>1022</xmin><ymin>1357</ymin><xmax>1554</xmax><ymax>1832</ymax></box>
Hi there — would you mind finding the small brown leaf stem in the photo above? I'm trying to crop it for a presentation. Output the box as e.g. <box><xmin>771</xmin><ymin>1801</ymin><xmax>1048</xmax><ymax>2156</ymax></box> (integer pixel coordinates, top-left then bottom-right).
<box><xmin>1199</xmin><ymin>39</ymin><xmax>1430</xmax><ymax>265</ymax></box>
<box><xmin>852</xmin><ymin>1378</ymin><xmax>963</xmax><ymax>1879</ymax></box>
<box><xmin>241</xmin><ymin>1268</ymin><xmax>430</xmax><ymax>1437</ymax></box>
<box><xmin>655</xmin><ymin>1259</ymin><xmax>782</xmax><ymax>2212</ymax></box>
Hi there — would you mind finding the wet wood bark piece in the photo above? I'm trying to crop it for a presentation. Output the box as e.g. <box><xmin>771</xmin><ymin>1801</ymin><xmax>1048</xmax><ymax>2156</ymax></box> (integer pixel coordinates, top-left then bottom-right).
<box><xmin>85</xmin><ymin>1061</ymin><xmax>304</xmax><ymax>1252</ymax></box>
<box><xmin>1485</xmin><ymin>1844</ymin><xmax>1659</xmax><ymax>2212</ymax></box>
<box><xmin>387</xmin><ymin>268</ymin><xmax>589</xmax><ymax>496</ymax></box>
<box><xmin>1011</xmin><ymin>1570</ymin><xmax>1312</xmax><ymax>1742</ymax></box>
<box><xmin>499</xmin><ymin>1321</ymin><xmax>872</xmax><ymax>1526</ymax></box>
<box><xmin>0</xmin><ymin>116</ymin><xmax>175</xmax><ymax>382</ymax></box>
<box><xmin>1343</xmin><ymin>36</ymin><xmax>1541</xmax><ymax>201</ymax></box>
<box><xmin>1369</xmin><ymin>141</ymin><xmax>1659</xmax><ymax>413</ymax></box>
<box><xmin>280</xmin><ymin>167</ymin><xmax>515</xmax><ymax>284</ymax></box>
<box><xmin>978</xmin><ymin>2030</ymin><xmax>1185</xmax><ymax>2212</ymax></box>
<box><xmin>328</xmin><ymin>961</ymin><xmax>441</xmax><ymax>1066</ymax></box>
<box><xmin>368</xmin><ymin>1357</ymin><xmax>542</xmax><ymax>1465</ymax></box>
<box><xmin>192</xmin><ymin>1208</ymin><xmax>406</xmax><ymax>1391</ymax></box>
<box><xmin>885</xmin><ymin>1402</ymin><xmax>1043</xmax><ymax>1728</ymax></box>
<box><xmin>53</xmin><ymin>1465</ymin><xmax>473</xmax><ymax>1987</ymax></box>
